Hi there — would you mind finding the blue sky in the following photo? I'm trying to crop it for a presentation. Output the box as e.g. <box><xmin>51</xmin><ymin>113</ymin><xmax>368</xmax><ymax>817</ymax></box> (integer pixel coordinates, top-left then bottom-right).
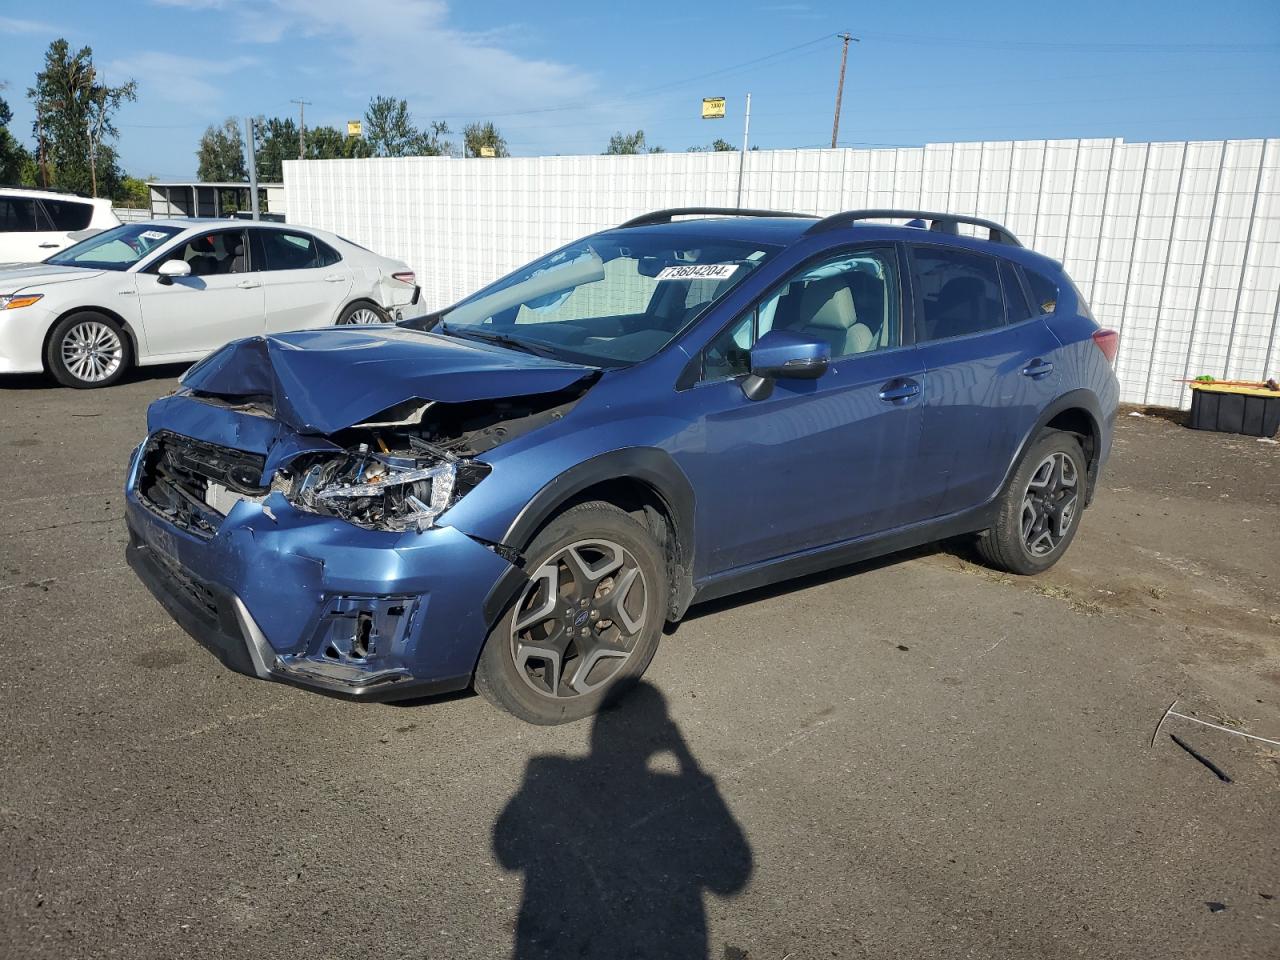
<box><xmin>1</xmin><ymin>0</ymin><xmax>1278</xmax><ymax>179</ymax></box>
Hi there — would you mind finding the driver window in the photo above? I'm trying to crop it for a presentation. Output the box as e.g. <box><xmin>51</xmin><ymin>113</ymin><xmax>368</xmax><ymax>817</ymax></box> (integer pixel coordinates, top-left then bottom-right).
<box><xmin>702</xmin><ymin>246</ymin><xmax>900</xmax><ymax>381</ymax></box>
<box><xmin>157</xmin><ymin>230</ymin><xmax>249</xmax><ymax>276</ymax></box>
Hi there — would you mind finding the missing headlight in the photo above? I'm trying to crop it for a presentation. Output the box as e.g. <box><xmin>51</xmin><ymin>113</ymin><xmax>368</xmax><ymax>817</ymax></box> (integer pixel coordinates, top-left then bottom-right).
<box><xmin>284</xmin><ymin>442</ymin><xmax>487</xmax><ymax>533</ymax></box>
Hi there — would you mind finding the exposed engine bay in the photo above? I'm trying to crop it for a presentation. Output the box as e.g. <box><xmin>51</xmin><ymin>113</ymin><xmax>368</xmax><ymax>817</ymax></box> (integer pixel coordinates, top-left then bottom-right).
<box><xmin>138</xmin><ymin>385</ymin><xmax>587</xmax><ymax>536</ymax></box>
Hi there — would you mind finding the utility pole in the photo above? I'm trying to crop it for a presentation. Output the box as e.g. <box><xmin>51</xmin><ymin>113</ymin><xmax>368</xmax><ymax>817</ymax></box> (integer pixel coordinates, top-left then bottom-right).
<box><xmin>244</xmin><ymin>116</ymin><xmax>260</xmax><ymax>221</ymax></box>
<box><xmin>36</xmin><ymin>112</ymin><xmax>49</xmax><ymax>189</ymax></box>
<box><xmin>830</xmin><ymin>33</ymin><xmax>859</xmax><ymax>149</ymax></box>
<box><xmin>291</xmin><ymin>98</ymin><xmax>311</xmax><ymax>159</ymax></box>
<box><xmin>736</xmin><ymin>92</ymin><xmax>752</xmax><ymax>208</ymax></box>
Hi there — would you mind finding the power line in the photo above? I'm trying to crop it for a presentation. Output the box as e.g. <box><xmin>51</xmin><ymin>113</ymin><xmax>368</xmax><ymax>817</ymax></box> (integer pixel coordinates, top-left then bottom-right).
<box><xmin>417</xmin><ymin>32</ymin><xmax>840</xmax><ymax>122</ymax></box>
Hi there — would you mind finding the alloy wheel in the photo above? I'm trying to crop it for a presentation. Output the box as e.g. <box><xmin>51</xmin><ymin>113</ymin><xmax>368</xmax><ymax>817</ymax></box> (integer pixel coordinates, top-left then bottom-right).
<box><xmin>345</xmin><ymin>307</ymin><xmax>384</xmax><ymax>324</ymax></box>
<box><xmin>61</xmin><ymin>321</ymin><xmax>123</xmax><ymax>383</ymax></box>
<box><xmin>1021</xmin><ymin>452</ymin><xmax>1079</xmax><ymax>557</ymax></box>
<box><xmin>509</xmin><ymin>538</ymin><xmax>649</xmax><ymax>699</ymax></box>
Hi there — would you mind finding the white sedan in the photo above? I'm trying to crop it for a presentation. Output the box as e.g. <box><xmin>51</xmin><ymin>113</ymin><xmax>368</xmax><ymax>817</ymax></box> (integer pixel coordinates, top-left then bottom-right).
<box><xmin>0</xmin><ymin>219</ymin><xmax>425</xmax><ymax>388</ymax></box>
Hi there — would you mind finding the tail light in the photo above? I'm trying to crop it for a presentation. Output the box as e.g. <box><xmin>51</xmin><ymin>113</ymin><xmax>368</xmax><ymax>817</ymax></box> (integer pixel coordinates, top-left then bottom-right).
<box><xmin>391</xmin><ymin>271</ymin><xmax>416</xmax><ymax>286</ymax></box>
<box><xmin>1092</xmin><ymin>329</ymin><xmax>1119</xmax><ymax>365</ymax></box>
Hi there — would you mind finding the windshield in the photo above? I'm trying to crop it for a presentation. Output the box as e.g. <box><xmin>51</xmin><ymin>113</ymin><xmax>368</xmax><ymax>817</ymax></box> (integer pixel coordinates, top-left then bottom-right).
<box><xmin>45</xmin><ymin>224</ymin><xmax>185</xmax><ymax>271</ymax></box>
<box><xmin>433</xmin><ymin>233</ymin><xmax>778</xmax><ymax>365</ymax></box>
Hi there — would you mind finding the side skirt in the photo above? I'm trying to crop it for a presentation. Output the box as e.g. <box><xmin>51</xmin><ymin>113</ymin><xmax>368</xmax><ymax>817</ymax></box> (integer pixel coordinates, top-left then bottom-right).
<box><xmin>689</xmin><ymin>503</ymin><xmax>998</xmax><ymax>607</ymax></box>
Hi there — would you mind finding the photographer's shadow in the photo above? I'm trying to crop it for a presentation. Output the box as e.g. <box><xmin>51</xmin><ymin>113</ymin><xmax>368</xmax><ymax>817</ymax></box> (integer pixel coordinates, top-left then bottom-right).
<box><xmin>494</xmin><ymin>682</ymin><xmax>752</xmax><ymax>959</ymax></box>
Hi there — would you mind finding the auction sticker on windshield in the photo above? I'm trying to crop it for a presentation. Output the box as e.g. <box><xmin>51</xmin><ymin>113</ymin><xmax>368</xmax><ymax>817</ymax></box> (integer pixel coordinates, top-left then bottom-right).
<box><xmin>656</xmin><ymin>264</ymin><xmax>739</xmax><ymax>281</ymax></box>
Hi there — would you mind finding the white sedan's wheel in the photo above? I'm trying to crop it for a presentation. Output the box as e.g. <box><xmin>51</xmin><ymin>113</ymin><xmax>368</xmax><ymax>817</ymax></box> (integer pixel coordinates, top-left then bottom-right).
<box><xmin>338</xmin><ymin>301</ymin><xmax>390</xmax><ymax>325</ymax></box>
<box><xmin>61</xmin><ymin>320</ymin><xmax>124</xmax><ymax>382</ymax></box>
<box><xmin>46</xmin><ymin>312</ymin><xmax>133</xmax><ymax>389</ymax></box>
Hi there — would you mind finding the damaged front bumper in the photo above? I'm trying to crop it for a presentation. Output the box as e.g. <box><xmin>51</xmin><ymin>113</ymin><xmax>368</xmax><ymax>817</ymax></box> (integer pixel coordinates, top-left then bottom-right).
<box><xmin>124</xmin><ymin>441</ymin><xmax>517</xmax><ymax>702</ymax></box>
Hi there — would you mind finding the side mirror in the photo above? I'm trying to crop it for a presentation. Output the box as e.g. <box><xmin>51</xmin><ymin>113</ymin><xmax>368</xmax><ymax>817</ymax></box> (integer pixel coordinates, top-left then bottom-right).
<box><xmin>157</xmin><ymin>260</ymin><xmax>192</xmax><ymax>285</ymax></box>
<box><xmin>742</xmin><ymin>329</ymin><xmax>830</xmax><ymax>400</ymax></box>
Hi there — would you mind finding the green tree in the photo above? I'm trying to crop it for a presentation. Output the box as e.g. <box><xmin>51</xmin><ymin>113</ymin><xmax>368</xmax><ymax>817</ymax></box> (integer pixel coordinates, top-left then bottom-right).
<box><xmin>197</xmin><ymin>117</ymin><xmax>246</xmax><ymax>182</ymax></box>
<box><xmin>463</xmin><ymin>121</ymin><xmax>508</xmax><ymax>158</ymax></box>
<box><xmin>0</xmin><ymin>87</ymin><xmax>30</xmax><ymax>184</ymax></box>
<box><xmin>687</xmin><ymin>138</ymin><xmax>735</xmax><ymax>152</ymax></box>
<box><xmin>364</xmin><ymin>96</ymin><xmax>451</xmax><ymax>157</ymax></box>
<box><xmin>118</xmin><ymin>174</ymin><xmax>151</xmax><ymax>208</ymax></box>
<box><xmin>304</xmin><ymin>125</ymin><xmax>373</xmax><ymax>160</ymax></box>
<box><xmin>605</xmin><ymin>129</ymin><xmax>664</xmax><ymax>155</ymax></box>
<box><xmin>27</xmin><ymin>39</ymin><xmax>136</xmax><ymax>196</ymax></box>
<box><xmin>252</xmin><ymin>116</ymin><xmax>297</xmax><ymax>181</ymax></box>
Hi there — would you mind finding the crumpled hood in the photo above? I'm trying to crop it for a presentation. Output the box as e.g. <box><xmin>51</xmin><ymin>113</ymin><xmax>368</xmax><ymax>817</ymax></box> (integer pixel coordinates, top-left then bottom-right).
<box><xmin>181</xmin><ymin>326</ymin><xmax>597</xmax><ymax>435</ymax></box>
<box><xmin>0</xmin><ymin>263</ymin><xmax>105</xmax><ymax>290</ymax></box>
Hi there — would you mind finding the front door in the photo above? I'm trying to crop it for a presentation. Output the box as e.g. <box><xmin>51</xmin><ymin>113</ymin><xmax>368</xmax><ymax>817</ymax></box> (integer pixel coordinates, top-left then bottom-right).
<box><xmin>674</xmin><ymin>245</ymin><xmax>926</xmax><ymax>577</ymax></box>
<box><xmin>136</xmin><ymin>228</ymin><xmax>265</xmax><ymax>356</ymax></box>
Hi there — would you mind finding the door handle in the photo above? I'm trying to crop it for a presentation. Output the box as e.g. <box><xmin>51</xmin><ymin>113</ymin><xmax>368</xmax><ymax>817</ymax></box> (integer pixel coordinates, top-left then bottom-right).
<box><xmin>878</xmin><ymin>378</ymin><xmax>921</xmax><ymax>404</ymax></box>
<box><xmin>236</xmin><ymin>280</ymin><xmax>262</xmax><ymax>289</ymax></box>
<box><xmin>1022</xmin><ymin>359</ymin><xmax>1054</xmax><ymax>379</ymax></box>
<box><xmin>38</xmin><ymin>242</ymin><xmax>60</xmax><ymax>248</ymax></box>
<box><xmin>323</xmin><ymin>274</ymin><xmax>346</xmax><ymax>282</ymax></box>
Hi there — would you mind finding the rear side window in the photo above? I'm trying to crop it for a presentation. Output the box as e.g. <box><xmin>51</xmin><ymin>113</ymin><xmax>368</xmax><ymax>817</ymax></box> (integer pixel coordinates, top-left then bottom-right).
<box><xmin>1023</xmin><ymin>267</ymin><xmax>1059</xmax><ymax>315</ymax></box>
<box><xmin>1000</xmin><ymin>260</ymin><xmax>1034</xmax><ymax>324</ymax></box>
<box><xmin>0</xmin><ymin>197</ymin><xmax>44</xmax><ymax>232</ymax></box>
<box><xmin>256</xmin><ymin>229</ymin><xmax>340</xmax><ymax>270</ymax></box>
<box><xmin>40</xmin><ymin>199</ymin><xmax>94</xmax><ymax>231</ymax></box>
<box><xmin>911</xmin><ymin>246</ymin><xmax>1005</xmax><ymax>341</ymax></box>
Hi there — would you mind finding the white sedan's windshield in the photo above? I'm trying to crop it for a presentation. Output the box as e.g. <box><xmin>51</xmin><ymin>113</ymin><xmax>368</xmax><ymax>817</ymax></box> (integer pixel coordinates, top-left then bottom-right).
<box><xmin>46</xmin><ymin>224</ymin><xmax>185</xmax><ymax>272</ymax></box>
<box><xmin>437</xmin><ymin>233</ymin><xmax>777</xmax><ymax>365</ymax></box>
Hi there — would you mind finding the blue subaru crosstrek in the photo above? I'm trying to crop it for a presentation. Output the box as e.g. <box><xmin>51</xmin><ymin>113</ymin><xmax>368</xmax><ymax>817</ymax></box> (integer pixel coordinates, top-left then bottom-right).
<box><xmin>124</xmin><ymin>208</ymin><xmax>1120</xmax><ymax>724</ymax></box>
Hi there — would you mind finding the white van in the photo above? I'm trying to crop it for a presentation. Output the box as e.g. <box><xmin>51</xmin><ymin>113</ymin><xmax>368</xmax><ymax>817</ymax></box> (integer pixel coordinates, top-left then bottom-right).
<box><xmin>0</xmin><ymin>188</ymin><xmax>121</xmax><ymax>263</ymax></box>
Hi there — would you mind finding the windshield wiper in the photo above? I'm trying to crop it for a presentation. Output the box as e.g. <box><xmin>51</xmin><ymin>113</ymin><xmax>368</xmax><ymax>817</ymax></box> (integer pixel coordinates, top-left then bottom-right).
<box><xmin>437</xmin><ymin>323</ymin><xmax>560</xmax><ymax>359</ymax></box>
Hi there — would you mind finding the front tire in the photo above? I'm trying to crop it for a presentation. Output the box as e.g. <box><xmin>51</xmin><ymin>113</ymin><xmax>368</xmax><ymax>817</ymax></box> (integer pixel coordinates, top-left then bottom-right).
<box><xmin>46</xmin><ymin>312</ymin><xmax>132</xmax><ymax>389</ymax></box>
<box><xmin>474</xmin><ymin>501</ymin><xmax>668</xmax><ymax>724</ymax></box>
<box><xmin>975</xmin><ymin>429</ymin><xmax>1087</xmax><ymax>575</ymax></box>
<box><xmin>337</xmin><ymin>301</ymin><xmax>390</xmax><ymax>325</ymax></box>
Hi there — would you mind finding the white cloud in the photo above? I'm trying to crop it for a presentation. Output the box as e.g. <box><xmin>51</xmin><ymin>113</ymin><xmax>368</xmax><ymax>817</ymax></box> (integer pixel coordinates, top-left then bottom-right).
<box><xmin>104</xmin><ymin>52</ymin><xmax>258</xmax><ymax>110</ymax></box>
<box><xmin>173</xmin><ymin>0</ymin><xmax>605</xmax><ymax>153</ymax></box>
<box><xmin>0</xmin><ymin>16</ymin><xmax>57</xmax><ymax>35</ymax></box>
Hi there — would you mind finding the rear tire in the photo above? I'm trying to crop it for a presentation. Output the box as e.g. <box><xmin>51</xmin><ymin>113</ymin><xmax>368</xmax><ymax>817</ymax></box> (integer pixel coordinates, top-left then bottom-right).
<box><xmin>337</xmin><ymin>301</ymin><xmax>390</xmax><ymax>325</ymax></box>
<box><xmin>474</xmin><ymin>501</ymin><xmax>667</xmax><ymax>725</ymax></box>
<box><xmin>46</xmin><ymin>311</ymin><xmax>132</xmax><ymax>389</ymax></box>
<box><xmin>975</xmin><ymin>429</ymin><xmax>1087</xmax><ymax>575</ymax></box>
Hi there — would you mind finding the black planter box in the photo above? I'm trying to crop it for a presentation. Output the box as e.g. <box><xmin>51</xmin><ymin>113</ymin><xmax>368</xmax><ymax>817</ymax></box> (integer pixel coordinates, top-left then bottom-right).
<box><xmin>1189</xmin><ymin>386</ymin><xmax>1280</xmax><ymax>438</ymax></box>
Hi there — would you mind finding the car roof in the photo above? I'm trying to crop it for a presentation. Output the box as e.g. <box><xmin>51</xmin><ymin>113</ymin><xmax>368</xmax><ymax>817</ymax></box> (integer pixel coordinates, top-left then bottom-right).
<box><xmin>602</xmin><ymin>210</ymin><xmax>1065</xmax><ymax>273</ymax></box>
<box><xmin>0</xmin><ymin>186</ymin><xmax>112</xmax><ymax>205</ymax></box>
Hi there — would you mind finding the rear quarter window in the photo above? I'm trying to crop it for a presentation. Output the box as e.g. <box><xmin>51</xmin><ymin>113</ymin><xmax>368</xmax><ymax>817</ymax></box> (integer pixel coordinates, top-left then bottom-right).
<box><xmin>1022</xmin><ymin>267</ymin><xmax>1059</xmax><ymax>316</ymax></box>
<box><xmin>40</xmin><ymin>199</ymin><xmax>94</xmax><ymax>231</ymax></box>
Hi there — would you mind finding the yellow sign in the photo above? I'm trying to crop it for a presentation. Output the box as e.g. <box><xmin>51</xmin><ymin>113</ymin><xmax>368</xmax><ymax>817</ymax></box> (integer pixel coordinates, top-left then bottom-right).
<box><xmin>479</xmin><ymin>145</ymin><xmax>496</xmax><ymax>158</ymax></box>
<box><xmin>701</xmin><ymin>97</ymin><xmax>726</xmax><ymax>120</ymax></box>
<box><xmin>347</xmin><ymin>120</ymin><xmax>362</xmax><ymax>137</ymax></box>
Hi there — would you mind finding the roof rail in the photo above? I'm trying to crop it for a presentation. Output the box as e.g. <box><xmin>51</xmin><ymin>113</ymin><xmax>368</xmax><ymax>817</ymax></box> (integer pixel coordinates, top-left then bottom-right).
<box><xmin>805</xmin><ymin>209</ymin><xmax>1022</xmax><ymax>246</ymax></box>
<box><xmin>0</xmin><ymin>184</ymin><xmax>90</xmax><ymax>198</ymax></box>
<box><xmin>618</xmin><ymin>207</ymin><xmax>818</xmax><ymax>229</ymax></box>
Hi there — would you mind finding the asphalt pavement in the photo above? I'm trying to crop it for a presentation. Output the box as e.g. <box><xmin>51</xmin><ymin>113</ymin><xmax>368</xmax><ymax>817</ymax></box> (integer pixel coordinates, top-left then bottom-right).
<box><xmin>2</xmin><ymin>367</ymin><xmax>1278</xmax><ymax>959</ymax></box>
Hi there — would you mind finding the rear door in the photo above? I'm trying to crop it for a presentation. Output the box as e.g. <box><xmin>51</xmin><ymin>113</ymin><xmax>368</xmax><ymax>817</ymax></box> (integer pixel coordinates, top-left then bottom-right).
<box><xmin>908</xmin><ymin>244</ymin><xmax>1062</xmax><ymax>521</ymax></box>
<box><xmin>135</xmin><ymin>227</ymin><xmax>265</xmax><ymax>356</ymax></box>
<box><xmin>252</xmin><ymin>228</ymin><xmax>353</xmax><ymax>333</ymax></box>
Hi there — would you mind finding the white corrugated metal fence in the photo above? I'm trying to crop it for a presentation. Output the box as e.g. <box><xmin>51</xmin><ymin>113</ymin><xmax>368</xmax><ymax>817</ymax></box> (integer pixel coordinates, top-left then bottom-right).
<box><xmin>285</xmin><ymin>138</ymin><xmax>1280</xmax><ymax>408</ymax></box>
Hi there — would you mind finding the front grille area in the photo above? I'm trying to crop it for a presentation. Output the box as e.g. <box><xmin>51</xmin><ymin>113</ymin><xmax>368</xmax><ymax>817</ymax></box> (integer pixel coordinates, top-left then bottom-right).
<box><xmin>138</xmin><ymin>431</ymin><xmax>268</xmax><ymax>537</ymax></box>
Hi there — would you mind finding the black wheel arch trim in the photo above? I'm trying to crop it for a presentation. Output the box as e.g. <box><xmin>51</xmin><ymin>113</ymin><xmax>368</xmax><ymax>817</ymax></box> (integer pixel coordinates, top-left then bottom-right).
<box><xmin>484</xmin><ymin>447</ymin><xmax>697</xmax><ymax>625</ymax></box>
<box><xmin>1003</xmin><ymin>389</ymin><xmax>1106</xmax><ymax>504</ymax></box>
